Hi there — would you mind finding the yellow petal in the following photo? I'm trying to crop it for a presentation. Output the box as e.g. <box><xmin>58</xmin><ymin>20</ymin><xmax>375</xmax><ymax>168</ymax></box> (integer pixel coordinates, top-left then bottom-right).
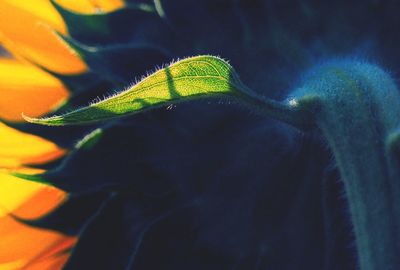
<box><xmin>88</xmin><ymin>0</ymin><xmax>125</xmax><ymax>11</ymax></box>
<box><xmin>0</xmin><ymin>214</ymin><xmax>75</xmax><ymax>267</ymax></box>
<box><xmin>0</xmin><ymin>58</ymin><xmax>69</xmax><ymax>122</ymax></box>
<box><xmin>24</xmin><ymin>249</ymin><xmax>72</xmax><ymax>270</ymax></box>
<box><xmin>0</xmin><ymin>172</ymin><xmax>66</xmax><ymax>219</ymax></box>
<box><xmin>0</xmin><ymin>172</ymin><xmax>74</xmax><ymax>269</ymax></box>
<box><xmin>53</xmin><ymin>0</ymin><xmax>97</xmax><ymax>13</ymax></box>
<box><xmin>56</xmin><ymin>0</ymin><xmax>125</xmax><ymax>13</ymax></box>
<box><xmin>25</xmin><ymin>251</ymin><xmax>71</xmax><ymax>270</ymax></box>
<box><xmin>0</xmin><ymin>1</ymin><xmax>87</xmax><ymax>74</ymax></box>
<box><xmin>0</xmin><ymin>260</ymin><xmax>25</xmax><ymax>270</ymax></box>
<box><xmin>0</xmin><ymin>0</ymin><xmax>67</xmax><ymax>33</ymax></box>
<box><xmin>0</xmin><ymin>122</ymin><xmax>65</xmax><ymax>170</ymax></box>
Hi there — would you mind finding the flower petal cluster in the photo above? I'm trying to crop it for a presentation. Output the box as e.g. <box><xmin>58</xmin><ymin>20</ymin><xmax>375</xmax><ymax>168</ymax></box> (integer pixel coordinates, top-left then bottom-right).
<box><xmin>0</xmin><ymin>0</ymin><xmax>122</xmax><ymax>268</ymax></box>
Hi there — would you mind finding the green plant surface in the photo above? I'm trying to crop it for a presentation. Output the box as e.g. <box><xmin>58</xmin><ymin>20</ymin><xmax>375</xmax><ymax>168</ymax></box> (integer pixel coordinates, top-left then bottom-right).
<box><xmin>25</xmin><ymin>56</ymin><xmax>312</xmax><ymax>129</ymax></box>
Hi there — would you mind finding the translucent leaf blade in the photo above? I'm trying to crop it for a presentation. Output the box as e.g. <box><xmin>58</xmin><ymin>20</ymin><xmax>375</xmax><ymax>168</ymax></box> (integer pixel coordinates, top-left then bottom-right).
<box><xmin>24</xmin><ymin>55</ymin><xmax>248</xmax><ymax>126</ymax></box>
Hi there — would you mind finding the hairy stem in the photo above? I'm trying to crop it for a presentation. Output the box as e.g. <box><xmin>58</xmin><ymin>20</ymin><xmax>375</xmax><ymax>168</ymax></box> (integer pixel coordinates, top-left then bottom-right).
<box><xmin>290</xmin><ymin>61</ymin><xmax>400</xmax><ymax>270</ymax></box>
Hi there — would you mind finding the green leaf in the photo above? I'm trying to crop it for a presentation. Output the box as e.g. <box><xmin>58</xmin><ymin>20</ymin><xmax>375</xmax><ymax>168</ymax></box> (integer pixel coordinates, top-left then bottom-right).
<box><xmin>23</xmin><ymin>55</ymin><xmax>249</xmax><ymax>126</ymax></box>
<box><xmin>24</xmin><ymin>55</ymin><xmax>312</xmax><ymax>129</ymax></box>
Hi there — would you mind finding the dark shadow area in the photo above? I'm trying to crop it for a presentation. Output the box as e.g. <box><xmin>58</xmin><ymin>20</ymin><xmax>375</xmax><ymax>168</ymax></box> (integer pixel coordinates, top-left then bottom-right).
<box><xmin>30</xmin><ymin>97</ymin><xmax>354</xmax><ymax>269</ymax></box>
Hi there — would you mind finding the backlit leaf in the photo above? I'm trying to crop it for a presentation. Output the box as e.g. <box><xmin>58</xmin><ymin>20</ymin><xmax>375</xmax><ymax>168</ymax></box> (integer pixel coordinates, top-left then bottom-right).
<box><xmin>24</xmin><ymin>55</ymin><xmax>251</xmax><ymax>126</ymax></box>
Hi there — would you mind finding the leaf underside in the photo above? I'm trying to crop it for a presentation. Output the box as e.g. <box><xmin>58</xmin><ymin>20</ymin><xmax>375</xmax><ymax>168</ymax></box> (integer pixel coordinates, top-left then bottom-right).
<box><xmin>24</xmin><ymin>55</ymin><xmax>248</xmax><ymax>126</ymax></box>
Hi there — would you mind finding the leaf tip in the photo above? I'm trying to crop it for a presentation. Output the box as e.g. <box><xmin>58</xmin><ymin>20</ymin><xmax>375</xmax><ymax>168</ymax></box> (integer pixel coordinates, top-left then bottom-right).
<box><xmin>22</xmin><ymin>113</ymin><xmax>64</xmax><ymax>126</ymax></box>
<box><xmin>21</xmin><ymin>112</ymin><xmax>36</xmax><ymax>123</ymax></box>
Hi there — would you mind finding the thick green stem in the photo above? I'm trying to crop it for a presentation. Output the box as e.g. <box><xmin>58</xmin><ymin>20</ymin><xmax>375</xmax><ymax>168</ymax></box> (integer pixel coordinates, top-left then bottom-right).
<box><xmin>289</xmin><ymin>61</ymin><xmax>400</xmax><ymax>270</ymax></box>
<box><xmin>237</xmin><ymin>61</ymin><xmax>400</xmax><ymax>270</ymax></box>
<box><xmin>319</xmin><ymin>121</ymin><xmax>400</xmax><ymax>270</ymax></box>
